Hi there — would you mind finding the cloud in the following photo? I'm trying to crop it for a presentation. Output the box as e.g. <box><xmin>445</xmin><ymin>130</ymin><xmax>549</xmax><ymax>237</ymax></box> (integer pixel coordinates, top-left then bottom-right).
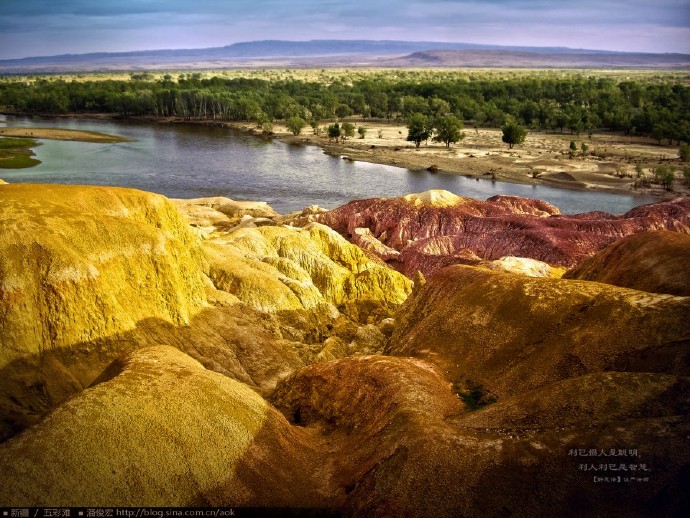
<box><xmin>0</xmin><ymin>0</ymin><xmax>688</xmax><ymax>58</ymax></box>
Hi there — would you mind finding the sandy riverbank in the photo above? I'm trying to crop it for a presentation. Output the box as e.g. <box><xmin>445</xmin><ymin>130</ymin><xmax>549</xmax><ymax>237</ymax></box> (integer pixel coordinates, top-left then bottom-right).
<box><xmin>5</xmin><ymin>113</ymin><xmax>688</xmax><ymax>198</ymax></box>
<box><xmin>0</xmin><ymin>127</ymin><xmax>132</xmax><ymax>143</ymax></box>
<box><xmin>227</xmin><ymin>119</ymin><xmax>688</xmax><ymax>199</ymax></box>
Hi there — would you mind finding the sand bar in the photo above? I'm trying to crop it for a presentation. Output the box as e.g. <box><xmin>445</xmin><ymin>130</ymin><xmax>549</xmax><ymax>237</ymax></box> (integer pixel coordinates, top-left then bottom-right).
<box><xmin>0</xmin><ymin>127</ymin><xmax>132</xmax><ymax>143</ymax></box>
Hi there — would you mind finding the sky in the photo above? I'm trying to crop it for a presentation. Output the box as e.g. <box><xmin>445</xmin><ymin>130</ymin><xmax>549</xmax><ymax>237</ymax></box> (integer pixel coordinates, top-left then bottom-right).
<box><xmin>0</xmin><ymin>0</ymin><xmax>689</xmax><ymax>59</ymax></box>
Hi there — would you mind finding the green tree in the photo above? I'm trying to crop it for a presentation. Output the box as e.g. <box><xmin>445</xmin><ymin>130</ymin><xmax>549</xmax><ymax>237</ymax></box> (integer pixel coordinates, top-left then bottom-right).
<box><xmin>341</xmin><ymin>122</ymin><xmax>356</xmax><ymax>140</ymax></box>
<box><xmin>680</xmin><ymin>143</ymin><xmax>690</xmax><ymax>162</ymax></box>
<box><xmin>651</xmin><ymin>124</ymin><xmax>666</xmax><ymax>145</ymax></box>
<box><xmin>406</xmin><ymin>113</ymin><xmax>432</xmax><ymax>148</ymax></box>
<box><xmin>433</xmin><ymin>114</ymin><xmax>464</xmax><ymax>148</ymax></box>
<box><xmin>501</xmin><ymin>119</ymin><xmax>527</xmax><ymax>149</ymax></box>
<box><xmin>286</xmin><ymin>116</ymin><xmax>306</xmax><ymax>136</ymax></box>
<box><xmin>429</xmin><ymin>97</ymin><xmax>451</xmax><ymax>117</ymax></box>
<box><xmin>327</xmin><ymin>123</ymin><xmax>341</xmax><ymax>142</ymax></box>
<box><xmin>661</xmin><ymin>168</ymin><xmax>675</xmax><ymax>190</ymax></box>
<box><xmin>357</xmin><ymin>126</ymin><xmax>367</xmax><ymax>139</ymax></box>
<box><xmin>550</xmin><ymin>109</ymin><xmax>568</xmax><ymax>133</ymax></box>
<box><xmin>335</xmin><ymin>104</ymin><xmax>353</xmax><ymax>119</ymax></box>
<box><xmin>654</xmin><ymin>165</ymin><xmax>671</xmax><ymax>183</ymax></box>
<box><xmin>569</xmin><ymin>140</ymin><xmax>577</xmax><ymax>159</ymax></box>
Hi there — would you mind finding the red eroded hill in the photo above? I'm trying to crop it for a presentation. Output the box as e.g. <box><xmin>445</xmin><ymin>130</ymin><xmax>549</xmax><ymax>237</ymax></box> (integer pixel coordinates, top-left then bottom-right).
<box><xmin>312</xmin><ymin>191</ymin><xmax>690</xmax><ymax>276</ymax></box>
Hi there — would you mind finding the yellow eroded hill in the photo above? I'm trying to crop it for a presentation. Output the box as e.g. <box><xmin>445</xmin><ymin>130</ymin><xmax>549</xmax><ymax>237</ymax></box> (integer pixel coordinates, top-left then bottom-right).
<box><xmin>0</xmin><ymin>184</ymin><xmax>207</xmax><ymax>369</ymax></box>
<box><xmin>0</xmin><ymin>346</ymin><xmax>278</xmax><ymax>506</ymax></box>
<box><xmin>206</xmin><ymin>223</ymin><xmax>412</xmax><ymax>316</ymax></box>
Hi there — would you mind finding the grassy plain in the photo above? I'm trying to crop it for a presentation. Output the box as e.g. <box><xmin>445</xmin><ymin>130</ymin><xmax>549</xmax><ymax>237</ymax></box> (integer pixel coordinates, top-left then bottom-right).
<box><xmin>0</xmin><ymin>128</ymin><xmax>131</xmax><ymax>169</ymax></box>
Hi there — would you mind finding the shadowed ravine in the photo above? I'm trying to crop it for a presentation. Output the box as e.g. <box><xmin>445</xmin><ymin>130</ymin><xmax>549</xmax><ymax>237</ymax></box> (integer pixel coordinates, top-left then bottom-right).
<box><xmin>0</xmin><ymin>183</ymin><xmax>688</xmax><ymax>516</ymax></box>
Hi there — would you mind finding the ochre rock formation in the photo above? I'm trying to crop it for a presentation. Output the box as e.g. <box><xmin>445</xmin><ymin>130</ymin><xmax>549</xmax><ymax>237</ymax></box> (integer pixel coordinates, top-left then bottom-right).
<box><xmin>0</xmin><ymin>186</ymin><xmax>410</xmax><ymax>443</ymax></box>
<box><xmin>0</xmin><ymin>346</ymin><xmax>326</xmax><ymax>507</ymax></box>
<box><xmin>389</xmin><ymin>265</ymin><xmax>690</xmax><ymax>398</ymax></box>
<box><xmin>270</xmin><ymin>355</ymin><xmax>689</xmax><ymax>517</ymax></box>
<box><xmin>172</xmin><ymin>196</ymin><xmax>279</xmax><ymax>238</ymax></box>
<box><xmin>1</xmin><ymin>345</ymin><xmax>687</xmax><ymax>515</ymax></box>
<box><xmin>0</xmin><ymin>184</ymin><xmax>206</xmax><ymax>369</ymax></box>
<box><xmin>477</xmin><ymin>255</ymin><xmax>566</xmax><ymax>277</ymax></box>
<box><xmin>564</xmin><ymin>230</ymin><xmax>690</xmax><ymax>296</ymax></box>
<box><xmin>1</xmin><ymin>184</ymin><xmax>687</xmax><ymax>515</ymax></box>
<box><xmin>313</xmin><ymin>190</ymin><xmax>690</xmax><ymax>276</ymax></box>
<box><xmin>204</xmin><ymin>222</ymin><xmax>411</xmax><ymax>316</ymax></box>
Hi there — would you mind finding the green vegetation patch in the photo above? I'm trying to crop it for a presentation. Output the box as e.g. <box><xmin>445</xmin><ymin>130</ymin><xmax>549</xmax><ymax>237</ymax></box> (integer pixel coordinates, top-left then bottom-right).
<box><xmin>1</xmin><ymin>71</ymin><xmax>688</xmax><ymax>144</ymax></box>
<box><xmin>453</xmin><ymin>378</ymin><xmax>498</xmax><ymax>411</ymax></box>
<box><xmin>0</xmin><ymin>137</ymin><xmax>38</xmax><ymax>149</ymax></box>
<box><xmin>0</xmin><ymin>137</ymin><xmax>41</xmax><ymax>169</ymax></box>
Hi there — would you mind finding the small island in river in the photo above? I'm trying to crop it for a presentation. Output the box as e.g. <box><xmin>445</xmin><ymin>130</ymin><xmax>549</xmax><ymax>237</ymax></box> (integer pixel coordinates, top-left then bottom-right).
<box><xmin>0</xmin><ymin>127</ymin><xmax>132</xmax><ymax>169</ymax></box>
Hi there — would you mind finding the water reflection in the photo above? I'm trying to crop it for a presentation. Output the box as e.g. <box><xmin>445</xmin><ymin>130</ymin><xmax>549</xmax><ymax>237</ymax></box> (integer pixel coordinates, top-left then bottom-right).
<box><xmin>1</xmin><ymin>116</ymin><xmax>656</xmax><ymax>215</ymax></box>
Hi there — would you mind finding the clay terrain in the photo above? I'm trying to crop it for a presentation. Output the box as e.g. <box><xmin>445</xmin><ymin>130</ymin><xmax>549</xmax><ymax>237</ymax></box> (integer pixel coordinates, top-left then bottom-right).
<box><xmin>0</xmin><ymin>182</ymin><xmax>689</xmax><ymax>515</ymax></box>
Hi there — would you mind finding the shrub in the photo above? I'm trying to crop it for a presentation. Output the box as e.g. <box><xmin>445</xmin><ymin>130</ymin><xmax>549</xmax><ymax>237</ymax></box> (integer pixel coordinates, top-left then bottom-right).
<box><xmin>661</xmin><ymin>168</ymin><xmax>676</xmax><ymax>190</ymax></box>
<box><xmin>501</xmin><ymin>118</ymin><xmax>527</xmax><ymax>149</ymax></box>
<box><xmin>680</xmin><ymin>144</ymin><xmax>690</xmax><ymax>162</ymax></box>
<box><xmin>327</xmin><ymin>123</ymin><xmax>341</xmax><ymax>142</ymax></box>
<box><xmin>569</xmin><ymin>140</ymin><xmax>577</xmax><ymax>159</ymax></box>
<box><xmin>453</xmin><ymin>379</ymin><xmax>497</xmax><ymax>410</ymax></box>
<box><xmin>341</xmin><ymin>122</ymin><xmax>355</xmax><ymax>140</ymax></box>
<box><xmin>286</xmin><ymin>116</ymin><xmax>306</xmax><ymax>136</ymax></box>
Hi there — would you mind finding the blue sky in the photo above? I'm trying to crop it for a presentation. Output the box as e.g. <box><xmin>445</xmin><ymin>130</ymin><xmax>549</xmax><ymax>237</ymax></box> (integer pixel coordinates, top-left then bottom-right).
<box><xmin>1</xmin><ymin>0</ymin><xmax>689</xmax><ymax>59</ymax></box>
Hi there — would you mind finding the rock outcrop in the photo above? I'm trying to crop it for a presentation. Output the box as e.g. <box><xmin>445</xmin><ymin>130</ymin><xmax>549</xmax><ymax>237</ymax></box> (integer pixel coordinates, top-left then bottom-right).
<box><xmin>0</xmin><ymin>346</ymin><xmax>326</xmax><ymax>507</ymax></box>
<box><xmin>564</xmin><ymin>230</ymin><xmax>690</xmax><ymax>296</ymax></box>
<box><xmin>205</xmin><ymin>223</ymin><xmax>411</xmax><ymax>316</ymax></box>
<box><xmin>389</xmin><ymin>265</ymin><xmax>690</xmax><ymax>397</ymax></box>
<box><xmin>0</xmin><ymin>186</ymin><xmax>411</xmax><ymax>443</ymax></box>
<box><xmin>0</xmin><ymin>184</ymin><xmax>206</xmax><ymax>369</ymax></box>
<box><xmin>172</xmin><ymin>196</ymin><xmax>279</xmax><ymax>238</ymax></box>
<box><xmin>0</xmin><ymin>185</ymin><xmax>210</xmax><ymax>441</ymax></box>
<box><xmin>270</xmin><ymin>355</ymin><xmax>690</xmax><ymax>517</ymax></box>
<box><xmin>313</xmin><ymin>190</ymin><xmax>690</xmax><ymax>276</ymax></box>
<box><xmin>1</xmin><ymin>184</ymin><xmax>688</xmax><ymax>516</ymax></box>
<box><xmin>477</xmin><ymin>255</ymin><xmax>566</xmax><ymax>277</ymax></box>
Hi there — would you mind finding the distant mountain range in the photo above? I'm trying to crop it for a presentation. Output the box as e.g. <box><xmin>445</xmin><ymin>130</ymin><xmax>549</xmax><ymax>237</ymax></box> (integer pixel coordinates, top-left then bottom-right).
<box><xmin>1</xmin><ymin>40</ymin><xmax>689</xmax><ymax>73</ymax></box>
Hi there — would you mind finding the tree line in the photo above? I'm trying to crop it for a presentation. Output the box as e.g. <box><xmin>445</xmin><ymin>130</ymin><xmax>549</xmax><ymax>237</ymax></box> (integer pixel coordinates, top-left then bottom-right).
<box><xmin>1</xmin><ymin>73</ymin><xmax>689</xmax><ymax>143</ymax></box>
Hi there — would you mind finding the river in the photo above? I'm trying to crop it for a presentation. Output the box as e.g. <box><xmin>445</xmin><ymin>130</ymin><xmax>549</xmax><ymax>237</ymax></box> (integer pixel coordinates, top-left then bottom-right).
<box><xmin>0</xmin><ymin>115</ymin><xmax>656</xmax><ymax>215</ymax></box>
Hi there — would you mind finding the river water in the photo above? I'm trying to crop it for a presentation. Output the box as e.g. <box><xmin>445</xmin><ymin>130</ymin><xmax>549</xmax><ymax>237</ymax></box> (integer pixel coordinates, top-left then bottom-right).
<box><xmin>0</xmin><ymin>115</ymin><xmax>656</xmax><ymax>215</ymax></box>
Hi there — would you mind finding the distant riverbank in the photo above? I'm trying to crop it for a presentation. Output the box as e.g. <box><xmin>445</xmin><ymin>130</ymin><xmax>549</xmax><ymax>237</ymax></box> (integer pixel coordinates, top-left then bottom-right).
<box><xmin>5</xmin><ymin>112</ymin><xmax>686</xmax><ymax>199</ymax></box>
<box><xmin>234</xmin><ymin>120</ymin><xmax>688</xmax><ymax>200</ymax></box>
<box><xmin>0</xmin><ymin>113</ymin><xmax>660</xmax><ymax>214</ymax></box>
